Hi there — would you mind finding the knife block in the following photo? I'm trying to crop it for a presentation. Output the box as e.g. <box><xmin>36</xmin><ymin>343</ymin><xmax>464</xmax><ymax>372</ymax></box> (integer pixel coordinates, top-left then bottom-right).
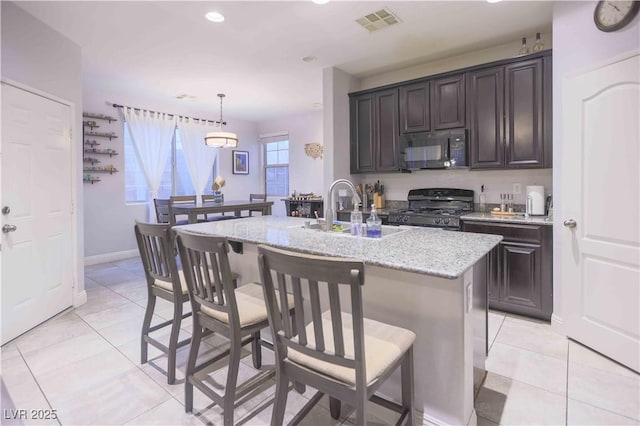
<box><xmin>373</xmin><ymin>193</ymin><xmax>385</xmax><ymax>209</ymax></box>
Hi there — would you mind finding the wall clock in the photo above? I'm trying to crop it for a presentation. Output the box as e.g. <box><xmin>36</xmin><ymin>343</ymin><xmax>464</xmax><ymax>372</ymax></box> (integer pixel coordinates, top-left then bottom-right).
<box><xmin>594</xmin><ymin>0</ymin><xmax>640</xmax><ymax>32</ymax></box>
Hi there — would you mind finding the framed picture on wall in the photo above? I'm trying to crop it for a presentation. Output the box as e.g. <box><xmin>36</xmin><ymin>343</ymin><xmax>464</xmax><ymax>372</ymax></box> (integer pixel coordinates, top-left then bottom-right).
<box><xmin>232</xmin><ymin>150</ymin><xmax>249</xmax><ymax>174</ymax></box>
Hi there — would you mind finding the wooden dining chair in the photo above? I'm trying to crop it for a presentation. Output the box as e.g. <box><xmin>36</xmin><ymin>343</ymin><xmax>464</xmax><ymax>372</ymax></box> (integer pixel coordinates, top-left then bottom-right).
<box><xmin>175</xmin><ymin>230</ymin><xmax>293</xmax><ymax>426</ymax></box>
<box><xmin>257</xmin><ymin>245</ymin><xmax>416</xmax><ymax>425</ymax></box>
<box><xmin>249</xmin><ymin>193</ymin><xmax>267</xmax><ymax>217</ymax></box>
<box><xmin>134</xmin><ymin>221</ymin><xmax>192</xmax><ymax>384</ymax></box>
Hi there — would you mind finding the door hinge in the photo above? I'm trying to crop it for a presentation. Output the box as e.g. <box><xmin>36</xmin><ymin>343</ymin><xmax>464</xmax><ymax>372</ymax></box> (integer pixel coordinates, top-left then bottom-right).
<box><xmin>69</xmin><ymin>127</ymin><xmax>73</xmax><ymax>140</ymax></box>
<box><xmin>71</xmin><ymin>201</ymin><xmax>74</xmax><ymax>215</ymax></box>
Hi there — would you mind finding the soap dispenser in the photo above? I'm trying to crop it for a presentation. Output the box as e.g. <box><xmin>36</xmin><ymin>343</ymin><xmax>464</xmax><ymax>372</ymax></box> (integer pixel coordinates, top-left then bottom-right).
<box><xmin>366</xmin><ymin>204</ymin><xmax>382</xmax><ymax>238</ymax></box>
<box><xmin>350</xmin><ymin>203</ymin><xmax>363</xmax><ymax>236</ymax></box>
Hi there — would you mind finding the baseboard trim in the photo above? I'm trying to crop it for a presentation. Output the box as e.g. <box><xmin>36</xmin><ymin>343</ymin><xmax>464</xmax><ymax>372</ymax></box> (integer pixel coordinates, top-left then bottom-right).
<box><xmin>73</xmin><ymin>290</ymin><xmax>87</xmax><ymax>307</ymax></box>
<box><xmin>84</xmin><ymin>249</ymin><xmax>139</xmax><ymax>266</ymax></box>
<box><xmin>551</xmin><ymin>313</ymin><xmax>564</xmax><ymax>336</ymax></box>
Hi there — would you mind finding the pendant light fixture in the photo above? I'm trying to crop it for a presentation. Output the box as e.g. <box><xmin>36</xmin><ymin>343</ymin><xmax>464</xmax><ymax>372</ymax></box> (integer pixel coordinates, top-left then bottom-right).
<box><xmin>205</xmin><ymin>93</ymin><xmax>238</xmax><ymax>148</ymax></box>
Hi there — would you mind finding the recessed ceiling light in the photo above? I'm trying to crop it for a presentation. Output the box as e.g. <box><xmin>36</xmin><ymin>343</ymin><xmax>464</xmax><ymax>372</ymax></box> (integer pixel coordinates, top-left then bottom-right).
<box><xmin>302</xmin><ymin>56</ymin><xmax>317</xmax><ymax>63</ymax></box>
<box><xmin>205</xmin><ymin>11</ymin><xmax>225</xmax><ymax>23</ymax></box>
<box><xmin>312</xmin><ymin>0</ymin><xmax>330</xmax><ymax>4</ymax></box>
<box><xmin>312</xmin><ymin>102</ymin><xmax>323</xmax><ymax>109</ymax></box>
<box><xmin>486</xmin><ymin>0</ymin><xmax>502</xmax><ymax>3</ymax></box>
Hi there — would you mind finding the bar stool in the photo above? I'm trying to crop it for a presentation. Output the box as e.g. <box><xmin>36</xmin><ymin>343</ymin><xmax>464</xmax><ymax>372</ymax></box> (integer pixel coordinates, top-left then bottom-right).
<box><xmin>134</xmin><ymin>221</ymin><xmax>192</xmax><ymax>384</ymax></box>
<box><xmin>175</xmin><ymin>230</ymin><xmax>294</xmax><ymax>426</ymax></box>
<box><xmin>257</xmin><ymin>245</ymin><xmax>416</xmax><ymax>425</ymax></box>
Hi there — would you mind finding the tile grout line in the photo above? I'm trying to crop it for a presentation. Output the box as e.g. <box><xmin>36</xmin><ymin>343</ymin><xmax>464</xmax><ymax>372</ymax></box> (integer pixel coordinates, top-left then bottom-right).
<box><xmin>15</xmin><ymin>345</ymin><xmax>63</xmax><ymax>426</ymax></box>
<box><xmin>72</xmin><ymin>304</ymin><xmax>183</xmax><ymax>425</ymax></box>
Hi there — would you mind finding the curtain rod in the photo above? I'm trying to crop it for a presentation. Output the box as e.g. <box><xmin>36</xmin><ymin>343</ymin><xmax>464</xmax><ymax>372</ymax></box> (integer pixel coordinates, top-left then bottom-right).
<box><xmin>111</xmin><ymin>103</ymin><xmax>225</xmax><ymax>126</ymax></box>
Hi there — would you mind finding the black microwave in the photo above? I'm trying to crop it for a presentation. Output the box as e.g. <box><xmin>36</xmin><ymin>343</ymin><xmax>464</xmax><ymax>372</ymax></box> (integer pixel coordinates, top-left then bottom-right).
<box><xmin>400</xmin><ymin>130</ymin><xmax>468</xmax><ymax>170</ymax></box>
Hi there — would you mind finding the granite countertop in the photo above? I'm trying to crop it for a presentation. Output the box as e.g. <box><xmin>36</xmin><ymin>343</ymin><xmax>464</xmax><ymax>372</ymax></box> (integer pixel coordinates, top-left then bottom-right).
<box><xmin>460</xmin><ymin>212</ymin><xmax>553</xmax><ymax>226</ymax></box>
<box><xmin>176</xmin><ymin>216</ymin><xmax>502</xmax><ymax>279</ymax></box>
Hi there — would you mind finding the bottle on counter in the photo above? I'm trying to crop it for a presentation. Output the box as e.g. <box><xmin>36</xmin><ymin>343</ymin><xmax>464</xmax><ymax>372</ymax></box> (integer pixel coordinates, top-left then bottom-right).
<box><xmin>366</xmin><ymin>204</ymin><xmax>382</xmax><ymax>238</ymax></box>
<box><xmin>479</xmin><ymin>185</ymin><xmax>487</xmax><ymax>213</ymax></box>
<box><xmin>350</xmin><ymin>203</ymin><xmax>363</xmax><ymax>236</ymax></box>
<box><xmin>518</xmin><ymin>37</ymin><xmax>530</xmax><ymax>55</ymax></box>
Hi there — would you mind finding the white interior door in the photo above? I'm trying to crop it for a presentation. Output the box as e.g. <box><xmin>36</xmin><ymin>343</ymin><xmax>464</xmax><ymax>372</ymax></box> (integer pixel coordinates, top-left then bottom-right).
<box><xmin>1</xmin><ymin>83</ymin><xmax>73</xmax><ymax>344</ymax></box>
<box><xmin>562</xmin><ymin>52</ymin><xmax>640</xmax><ymax>372</ymax></box>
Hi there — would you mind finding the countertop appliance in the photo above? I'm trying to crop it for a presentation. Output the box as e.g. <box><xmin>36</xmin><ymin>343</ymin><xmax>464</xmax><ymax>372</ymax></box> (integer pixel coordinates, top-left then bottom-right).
<box><xmin>388</xmin><ymin>188</ymin><xmax>474</xmax><ymax>230</ymax></box>
<box><xmin>526</xmin><ymin>185</ymin><xmax>545</xmax><ymax>216</ymax></box>
<box><xmin>400</xmin><ymin>130</ymin><xmax>468</xmax><ymax>170</ymax></box>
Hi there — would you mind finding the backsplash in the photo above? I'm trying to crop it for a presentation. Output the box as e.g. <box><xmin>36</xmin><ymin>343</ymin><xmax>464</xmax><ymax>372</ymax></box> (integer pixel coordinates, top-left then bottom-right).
<box><xmin>356</xmin><ymin>168</ymin><xmax>553</xmax><ymax>206</ymax></box>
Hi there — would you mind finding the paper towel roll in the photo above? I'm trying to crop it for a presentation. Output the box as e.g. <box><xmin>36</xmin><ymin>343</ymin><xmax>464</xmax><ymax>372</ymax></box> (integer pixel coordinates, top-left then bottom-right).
<box><xmin>526</xmin><ymin>185</ymin><xmax>545</xmax><ymax>215</ymax></box>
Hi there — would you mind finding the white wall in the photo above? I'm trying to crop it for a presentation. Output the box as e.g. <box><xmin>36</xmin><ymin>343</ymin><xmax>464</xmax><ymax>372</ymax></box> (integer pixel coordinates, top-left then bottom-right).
<box><xmin>323</xmin><ymin>67</ymin><xmax>361</xmax><ymax>191</ymax></box>
<box><xmin>83</xmin><ymin>87</ymin><xmax>261</xmax><ymax>259</ymax></box>
<box><xmin>1</xmin><ymin>1</ymin><xmax>85</xmax><ymax>298</ymax></box>
<box><xmin>552</xmin><ymin>1</ymin><xmax>640</xmax><ymax>325</ymax></box>
<box><xmin>257</xmin><ymin>111</ymin><xmax>323</xmax><ymax>217</ymax></box>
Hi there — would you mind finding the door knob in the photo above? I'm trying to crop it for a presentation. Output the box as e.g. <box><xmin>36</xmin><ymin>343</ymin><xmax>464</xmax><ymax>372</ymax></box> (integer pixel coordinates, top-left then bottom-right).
<box><xmin>2</xmin><ymin>224</ymin><xmax>17</xmax><ymax>233</ymax></box>
<box><xmin>563</xmin><ymin>219</ymin><xmax>577</xmax><ymax>229</ymax></box>
<box><xmin>1</xmin><ymin>206</ymin><xmax>9</xmax><ymax>215</ymax></box>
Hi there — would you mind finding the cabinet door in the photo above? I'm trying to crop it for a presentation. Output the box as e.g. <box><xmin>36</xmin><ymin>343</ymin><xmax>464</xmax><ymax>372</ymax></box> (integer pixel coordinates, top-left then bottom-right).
<box><xmin>375</xmin><ymin>89</ymin><xmax>400</xmax><ymax>172</ymax></box>
<box><xmin>431</xmin><ymin>74</ymin><xmax>466</xmax><ymax>130</ymax></box>
<box><xmin>500</xmin><ymin>241</ymin><xmax>543</xmax><ymax>313</ymax></box>
<box><xmin>399</xmin><ymin>81</ymin><xmax>430</xmax><ymax>133</ymax></box>
<box><xmin>468</xmin><ymin>66</ymin><xmax>504</xmax><ymax>169</ymax></box>
<box><xmin>505</xmin><ymin>58</ymin><xmax>544</xmax><ymax>168</ymax></box>
<box><xmin>350</xmin><ymin>94</ymin><xmax>376</xmax><ymax>173</ymax></box>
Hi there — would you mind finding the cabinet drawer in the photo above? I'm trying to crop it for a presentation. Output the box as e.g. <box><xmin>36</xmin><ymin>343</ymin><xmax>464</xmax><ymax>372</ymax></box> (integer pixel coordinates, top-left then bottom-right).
<box><xmin>462</xmin><ymin>221</ymin><xmax>542</xmax><ymax>243</ymax></box>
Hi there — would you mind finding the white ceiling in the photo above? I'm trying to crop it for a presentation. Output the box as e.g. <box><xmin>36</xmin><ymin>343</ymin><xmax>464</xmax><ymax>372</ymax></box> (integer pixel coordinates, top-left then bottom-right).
<box><xmin>16</xmin><ymin>1</ymin><xmax>553</xmax><ymax>122</ymax></box>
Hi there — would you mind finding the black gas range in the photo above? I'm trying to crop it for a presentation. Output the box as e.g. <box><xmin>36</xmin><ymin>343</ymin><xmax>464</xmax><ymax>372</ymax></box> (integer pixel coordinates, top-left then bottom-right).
<box><xmin>388</xmin><ymin>188</ymin><xmax>474</xmax><ymax>230</ymax></box>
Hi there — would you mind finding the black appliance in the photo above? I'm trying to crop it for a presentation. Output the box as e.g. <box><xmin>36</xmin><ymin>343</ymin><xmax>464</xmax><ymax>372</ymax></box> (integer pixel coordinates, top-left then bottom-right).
<box><xmin>400</xmin><ymin>130</ymin><xmax>468</xmax><ymax>170</ymax></box>
<box><xmin>388</xmin><ymin>188</ymin><xmax>474</xmax><ymax>230</ymax></box>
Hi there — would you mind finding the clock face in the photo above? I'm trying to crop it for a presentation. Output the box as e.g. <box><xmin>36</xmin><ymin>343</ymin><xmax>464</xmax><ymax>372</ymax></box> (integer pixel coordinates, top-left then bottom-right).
<box><xmin>594</xmin><ymin>0</ymin><xmax>640</xmax><ymax>32</ymax></box>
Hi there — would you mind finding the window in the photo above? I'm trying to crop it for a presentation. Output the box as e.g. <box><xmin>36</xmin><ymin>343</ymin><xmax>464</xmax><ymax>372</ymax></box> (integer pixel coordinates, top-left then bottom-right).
<box><xmin>264</xmin><ymin>139</ymin><xmax>289</xmax><ymax>197</ymax></box>
<box><xmin>125</xmin><ymin>125</ymin><xmax>216</xmax><ymax>203</ymax></box>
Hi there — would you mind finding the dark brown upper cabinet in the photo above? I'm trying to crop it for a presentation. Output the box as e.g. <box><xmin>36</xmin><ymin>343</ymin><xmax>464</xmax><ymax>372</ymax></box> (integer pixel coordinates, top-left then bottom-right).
<box><xmin>431</xmin><ymin>74</ymin><xmax>466</xmax><ymax>130</ymax></box>
<box><xmin>399</xmin><ymin>81</ymin><xmax>430</xmax><ymax>133</ymax></box>
<box><xmin>505</xmin><ymin>58</ymin><xmax>544</xmax><ymax>168</ymax></box>
<box><xmin>350</xmin><ymin>93</ymin><xmax>376</xmax><ymax>173</ymax></box>
<box><xmin>350</xmin><ymin>89</ymin><xmax>399</xmax><ymax>174</ymax></box>
<box><xmin>467</xmin><ymin>54</ymin><xmax>551</xmax><ymax>170</ymax></box>
<box><xmin>468</xmin><ymin>66</ymin><xmax>505</xmax><ymax>169</ymax></box>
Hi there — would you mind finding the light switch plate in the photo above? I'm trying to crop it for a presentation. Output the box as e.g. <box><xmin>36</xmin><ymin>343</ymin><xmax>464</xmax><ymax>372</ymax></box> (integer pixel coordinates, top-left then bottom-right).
<box><xmin>513</xmin><ymin>183</ymin><xmax>522</xmax><ymax>194</ymax></box>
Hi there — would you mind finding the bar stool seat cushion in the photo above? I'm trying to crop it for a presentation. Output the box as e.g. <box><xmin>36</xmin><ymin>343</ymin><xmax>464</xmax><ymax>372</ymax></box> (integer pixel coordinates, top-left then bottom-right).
<box><xmin>154</xmin><ymin>270</ymin><xmax>241</xmax><ymax>295</ymax></box>
<box><xmin>288</xmin><ymin>311</ymin><xmax>416</xmax><ymax>386</ymax></box>
<box><xmin>201</xmin><ymin>283</ymin><xmax>294</xmax><ymax>328</ymax></box>
<box><xmin>154</xmin><ymin>270</ymin><xmax>189</xmax><ymax>294</ymax></box>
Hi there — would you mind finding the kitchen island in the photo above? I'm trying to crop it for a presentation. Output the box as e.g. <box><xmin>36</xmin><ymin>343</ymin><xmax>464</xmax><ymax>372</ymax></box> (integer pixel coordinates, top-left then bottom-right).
<box><xmin>176</xmin><ymin>216</ymin><xmax>502</xmax><ymax>425</ymax></box>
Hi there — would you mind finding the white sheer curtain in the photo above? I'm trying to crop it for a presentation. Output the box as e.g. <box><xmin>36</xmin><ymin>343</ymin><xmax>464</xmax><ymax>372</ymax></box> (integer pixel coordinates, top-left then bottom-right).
<box><xmin>120</xmin><ymin>107</ymin><xmax>176</xmax><ymax>222</ymax></box>
<box><xmin>178</xmin><ymin>118</ymin><xmax>218</xmax><ymax>203</ymax></box>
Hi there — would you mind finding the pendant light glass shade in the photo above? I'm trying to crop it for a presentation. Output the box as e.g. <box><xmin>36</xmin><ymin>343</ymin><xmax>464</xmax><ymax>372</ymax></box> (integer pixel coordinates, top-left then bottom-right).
<box><xmin>205</xmin><ymin>131</ymin><xmax>238</xmax><ymax>147</ymax></box>
<box><xmin>205</xmin><ymin>93</ymin><xmax>238</xmax><ymax>147</ymax></box>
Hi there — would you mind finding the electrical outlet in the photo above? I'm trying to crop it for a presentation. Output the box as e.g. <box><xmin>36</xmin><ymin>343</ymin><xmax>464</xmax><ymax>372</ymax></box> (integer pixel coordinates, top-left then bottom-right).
<box><xmin>513</xmin><ymin>183</ymin><xmax>522</xmax><ymax>194</ymax></box>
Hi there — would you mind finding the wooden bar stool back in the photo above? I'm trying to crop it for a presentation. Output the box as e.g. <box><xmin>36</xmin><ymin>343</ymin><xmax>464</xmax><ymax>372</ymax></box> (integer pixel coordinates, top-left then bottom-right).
<box><xmin>134</xmin><ymin>221</ymin><xmax>192</xmax><ymax>384</ymax></box>
<box><xmin>257</xmin><ymin>245</ymin><xmax>416</xmax><ymax>425</ymax></box>
<box><xmin>175</xmin><ymin>230</ymin><xmax>281</xmax><ymax>426</ymax></box>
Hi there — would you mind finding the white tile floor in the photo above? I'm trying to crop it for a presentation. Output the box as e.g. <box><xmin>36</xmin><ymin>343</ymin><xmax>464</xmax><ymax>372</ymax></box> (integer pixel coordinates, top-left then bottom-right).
<box><xmin>1</xmin><ymin>257</ymin><xmax>638</xmax><ymax>425</ymax></box>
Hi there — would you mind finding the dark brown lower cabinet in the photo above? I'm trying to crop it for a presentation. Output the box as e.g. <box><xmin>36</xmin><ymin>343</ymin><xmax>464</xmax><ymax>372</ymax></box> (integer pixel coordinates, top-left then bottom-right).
<box><xmin>462</xmin><ymin>221</ymin><xmax>553</xmax><ymax>321</ymax></box>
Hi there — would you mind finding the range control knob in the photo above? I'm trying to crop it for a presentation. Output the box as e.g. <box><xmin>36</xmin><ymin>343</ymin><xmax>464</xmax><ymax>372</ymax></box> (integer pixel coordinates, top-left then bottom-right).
<box><xmin>444</xmin><ymin>218</ymin><xmax>450</xmax><ymax>225</ymax></box>
<box><xmin>434</xmin><ymin>217</ymin><xmax>441</xmax><ymax>224</ymax></box>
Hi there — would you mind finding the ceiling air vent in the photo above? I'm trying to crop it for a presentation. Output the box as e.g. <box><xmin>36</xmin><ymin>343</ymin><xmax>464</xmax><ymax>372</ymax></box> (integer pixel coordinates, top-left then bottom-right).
<box><xmin>355</xmin><ymin>8</ymin><xmax>401</xmax><ymax>32</ymax></box>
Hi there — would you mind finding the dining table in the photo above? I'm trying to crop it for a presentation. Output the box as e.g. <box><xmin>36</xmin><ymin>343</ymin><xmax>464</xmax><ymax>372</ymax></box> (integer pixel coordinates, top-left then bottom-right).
<box><xmin>171</xmin><ymin>200</ymin><xmax>274</xmax><ymax>224</ymax></box>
